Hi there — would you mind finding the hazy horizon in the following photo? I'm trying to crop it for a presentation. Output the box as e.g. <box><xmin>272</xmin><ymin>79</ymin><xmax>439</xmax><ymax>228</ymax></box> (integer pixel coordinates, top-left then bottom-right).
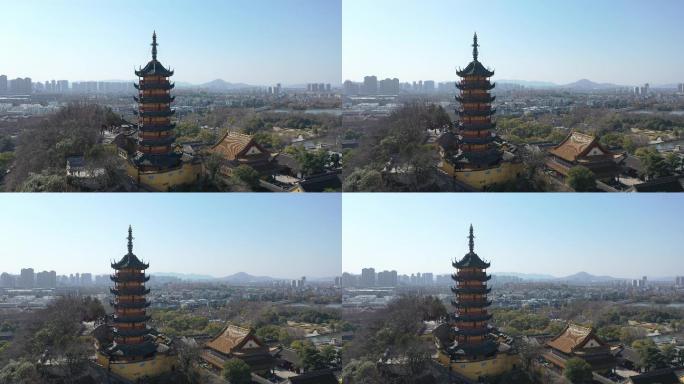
<box><xmin>0</xmin><ymin>194</ymin><xmax>342</xmax><ymax>279</ymax></box>
<box><xmin>1</xmin><ymin>0</ymin><xmax>341</xmax><ymax>85</ymax></box>
<box><xmin>342</xmin><ymin>194</ymin><xmax>684</xmax><ymax>279</ymax></box>
<box><xmin>343</xmin><ymin>0</ymin><xmax>684</xmax><ymax>85</ymax></box>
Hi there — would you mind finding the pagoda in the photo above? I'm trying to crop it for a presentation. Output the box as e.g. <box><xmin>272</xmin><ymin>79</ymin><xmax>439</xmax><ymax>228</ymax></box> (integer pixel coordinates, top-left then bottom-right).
<box><xmin>94</xmin><ymin>226</ymin><xmax>175</xmax><ymax>380</ymax></box>
<box><xmin>127</xmin><ymin>32</ymin><xmax>200</xmax><ymax>190</ymax></box>
<box><xmin>437</xmin><ymin>33</ymin><xmax>521</xmax><ymax>189</ymax></box>
<box><xmin>435</xmin><ymin>225</ymin><xmax>517</xmax><ymax>380</ymax></box>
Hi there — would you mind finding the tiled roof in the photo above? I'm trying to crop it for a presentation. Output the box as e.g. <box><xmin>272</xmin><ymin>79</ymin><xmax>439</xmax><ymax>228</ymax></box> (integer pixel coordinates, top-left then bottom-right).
<box><xmin>548</xmin><ymin>132</ymin><xmax>610</xmax><ymax>163</ymax></box>
<box><xmin>205</xmin><ymin>325</ymin><xmax>260</xmax><ymax>354</ymax></box>
<box><xmin>211</xmin><ymin>132</ymin><xmax>268</xmax><ymax>161</ymax></box>
<box><xmin>547</xmin><ymin>323</ymin><xmax>602</xmax><ymax>354</ymax></box>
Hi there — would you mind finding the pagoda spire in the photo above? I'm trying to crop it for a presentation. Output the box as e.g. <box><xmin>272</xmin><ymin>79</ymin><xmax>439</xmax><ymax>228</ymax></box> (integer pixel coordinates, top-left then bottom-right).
<box><xmin>468</xmin><ymin>224</ymin><xmax>475</xmax><ymax>253</ymax></box>
<box><xmin>127</xmin><ymin>225</ymin><xmax>134</xmax><ymax>255</ymax></box>
<box><xmin>151</xmin><ymin>31</ymin><xmax>158</xmax><ymax>61</ymax></box>
<box><xmin>472</xmin><ymin>32</ymin><xmax>479</xmax><ymax>61</ymax></box>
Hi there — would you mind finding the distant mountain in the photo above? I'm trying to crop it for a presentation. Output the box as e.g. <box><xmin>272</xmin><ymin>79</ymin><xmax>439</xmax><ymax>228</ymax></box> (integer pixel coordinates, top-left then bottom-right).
<box><xmin>560</xmin><ymin>79</ymin><xmax>624</xmax><ymax>90</ymax></box>
<box><xmin>497</xmin><ymin>79</ymin><xmax>558</xmax><ymax>88</ymax></box>
<box><xmin>218</xmin><ymin>272</ymin><xmax>280</xmax><ymax>284</ymax></box>
<box><xmin>495</xmin><ymin>272</ymin><xmax>557</xmax><ymax>280</ymax></box>
<box><xmin>197</xmin><ymin>79</ymin><xmax>255</xmax><ymax>91</ymax></box>
<box><xmin>558</xmin><ymin>271</ymin><xmax>619</xmax><ymax>283</ymax></box>
<box><xmin>152</xmin><ymin>272</ymin><xmax>216</xmax><ymax>280</ymax></box>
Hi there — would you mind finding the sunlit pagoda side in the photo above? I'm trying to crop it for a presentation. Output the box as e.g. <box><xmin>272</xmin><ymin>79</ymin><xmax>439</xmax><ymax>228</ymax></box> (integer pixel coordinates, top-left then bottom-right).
<box><xmin>438</xmin><ymin>33</ymin><xmax>522</xmax><ymax>190</ymax></box>
<box><xmin>94</xmin><ymin>226</ymin><xmax>176</xmax><ymax>380</ymax></box>
<box><xmin>126</xmin><ymin>32</ymin><xmax>200</xmax><ymax>191</ymax></box>
<box><xmin>435</xmin><ymin>225</ymin><xmax>518</xmax><ymax>381</ymax></box>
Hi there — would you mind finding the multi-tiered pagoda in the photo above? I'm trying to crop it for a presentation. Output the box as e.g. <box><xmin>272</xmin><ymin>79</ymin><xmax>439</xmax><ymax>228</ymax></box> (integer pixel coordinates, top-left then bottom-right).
<box><xmin>454</xmin><ymin>33</ymin><xmax>500</xmax><ymax>170</ymax></box>
<box><xmin>437</xmin><ymin>33</ymin><xmax>521</xmax><ymax>189</ymax></box>
<box><xmin>435</xmin><ymin>225</ymin><xmax>517</xmax><ymax>380</ymax></box>
<box><xmin>108</xmin><ymin>226</ymin><xmax>155</xmax><ymax>360</ymax></box>
<box><xmin>95</xmin><ymin>226</ymin><xmax>175</xmax><ymax>380</ymax></box>
<box><xmin>450</xmin><ymin>225</ymin><xmax>497</xmax><ymax>359</ymax></box>
<box><xmin>133</xmin><ymin>32</ymin><xmax>181</xmax><ymax>172</ymax></box>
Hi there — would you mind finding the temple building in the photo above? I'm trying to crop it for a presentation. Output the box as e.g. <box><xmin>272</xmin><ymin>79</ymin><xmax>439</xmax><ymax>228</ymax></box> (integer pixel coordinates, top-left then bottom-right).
<box><xmin>127</xmin><ymin>32</ymin><xmax>200</xmax><ymax>190</ymax></box>
<box><xmin>435</xmin><ymin>225</ymin><xmax>518</xmax><ymax>380</ymax></box>
<box><xmin>546</xmin><ymin>131</ymin><xmax>620</xmax><ymax>182</ymax></box>
<box><xmin>209</xmin><ymin>131</ymin><xmax>276</xmax><ymax>175</ymax></box>
<box><xmin>95</xmin><ymin>226</ymin><xmax>176</xmax><ymax>380</ymax></box>
<box><xmin>544</xmin><ymin>323</ymin><xmax>616</xmax><ymax>375</ymax></box>
<box><xmin>201</xmin><ymin>325</ymin><xmax>275</xmax><ymax>375</ymax></box>
<box><xmin>438</xmin><ymin>33</ymin><xmax>521</xmax><ymax>189</ymax></box>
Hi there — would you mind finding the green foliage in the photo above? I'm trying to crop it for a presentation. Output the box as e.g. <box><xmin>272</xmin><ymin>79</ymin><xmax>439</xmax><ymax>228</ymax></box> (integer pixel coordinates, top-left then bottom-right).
<box><xmin>152</xmin><ymin>310</ymin><xmax>214</xmax><ymax>337</ymax></box>
<box><xmin>0</xmin><ymin>152</ymin><xmax>14</xmax><ymax>176</ymax></box>
<box><xmin>343</xmin><ymin>167</ymin><xmax>384</xmax><ymax>192</ymax></box>
<box><xmin>222</xmin><ymin>358</ymin><xmax>251</xmax><ymax>384</ymax></box>
<box><xmin>596</xmin><ymin>325</ymin><xmax>621</xmax><ymax>341</ymax></box>
<box><xmin>341</xmin><ymin>359</ymin><xmax>382</xmax><ymax>384</ymax></box>
<box><xmin>635</xmin><ymin>147</ymin><xmax>682</xmax><ymax>179</ymax></box>
<box><xmin>632</xmin><ymin>339</ymin><xmax>668</xmax><ymax>371</ymax></box>
<box><xmin>17</xmin><ymin>171</ymin><xmax>68</xmax><ymax>192</ymax></box>
<box><xmin>563</xmin><ymin>357</ymin><xmax>593</xmax><ymax>383</ymax></box>
<box><xmin>493</xmin><ymin>309</ymin><xmax>551</xmax><ymax>336</ymax></box>
<box><xmin>0</xmin><ymin>135</ymin><xmax>14</xmax><ymax>152</ymax></box>
<box><xmin>0</xmin><ymin>359</ymin><xmax>40</xmax><ymax>384</ymax></box>
<box><xmin>231</xmin><ymin>164</ymin><xmax>261</xmax><ymax>190</ymax></box>
<box><xmin>567</xmin><ymin>166</ymin><xmax>596</xmax><ymax>192</ymax></box>
<box><xmin>293</xmin><ymin>148</ymin><xmax>330</xmax><ymax>176</ymax></box>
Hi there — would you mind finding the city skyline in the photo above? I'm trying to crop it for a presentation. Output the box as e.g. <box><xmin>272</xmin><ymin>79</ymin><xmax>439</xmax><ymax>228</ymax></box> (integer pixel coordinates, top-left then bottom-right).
<box><xmin>0</xmin><ymin>194</ymin><xmax>342</xmax><ymax>279</ymax></box>
<box><xmin>343</xmin><ymin>0</ymin><xmax>684</xmax><ymax>85</ymax></box>
<box><xmin>0</xmin><ymin>0</ymin><xmax>341</xmax><ymax>85</ymax></box>
<box><xmin>342</xmin><ymin>194</ymin><xmax>684</xmax><ymax>278</ymax></box>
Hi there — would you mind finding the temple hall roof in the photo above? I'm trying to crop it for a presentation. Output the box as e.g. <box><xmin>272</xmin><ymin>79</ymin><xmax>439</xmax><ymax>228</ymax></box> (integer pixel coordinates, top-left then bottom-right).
<box><xmin>210</xmin><ymin>132</ymin><xmax>269</xmax><ymax>161</ymax></box>
<box><xmin>548</xmin><ymin>131</ymin><xmax>612</xmax><ymax>163</ymax></box>
<box><xmin>205</xmin><ymin>325</ymin><xmax>264</xmax><ymax>354</ymax></box>
<box><xmin>546</xmin><ymin>323</ymin><xmax>605</xmax><ymax>354</ymax></box>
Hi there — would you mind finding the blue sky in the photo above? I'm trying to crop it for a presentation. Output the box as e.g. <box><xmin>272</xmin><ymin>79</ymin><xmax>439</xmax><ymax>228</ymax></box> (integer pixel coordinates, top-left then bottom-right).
<box><xmin>0</xmin><ymin>194</ymin><xmax>341</xmax><ymax>279</ymax></box>
<box><xmin>0</xmin><ymin>0</ymin><xmax>341</xmax><ymax>85</ymax></box>
<box><xmin>343</xmin><ymin>194</ymin><xmax>684</xmax><ymax>279</ymax></box>
<box><xmin>343</xmin><ymin>0</ymin><xmax>684</xmax><ymax>85</ymax></box>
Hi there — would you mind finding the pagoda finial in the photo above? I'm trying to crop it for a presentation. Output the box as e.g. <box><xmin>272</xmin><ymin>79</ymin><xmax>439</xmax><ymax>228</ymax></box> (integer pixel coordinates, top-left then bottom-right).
<box><xmin>127</xmin><ymin>225</ymin><xmax>134</xmax><ymax>254</ymax></box>
<box><xmin>151</xmin><ymin>31</ymin><xmax>158</xmax><ymax>60</ymax></box>
<box><xmin>468</xmin><ymin>224</ymin><xmax>475</xmax><ymax>253</ymax></box>
<box><xmin>472</xmin><ymin>32</ymin><xmax>479</xmax><ymax>61</ymax></box>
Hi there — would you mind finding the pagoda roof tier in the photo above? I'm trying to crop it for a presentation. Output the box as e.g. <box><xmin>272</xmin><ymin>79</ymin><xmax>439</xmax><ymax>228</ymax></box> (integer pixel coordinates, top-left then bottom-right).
<box><xmin>110</xmin><ymin>287</ymin><xmax>150</xmax><ymax>296</ymax></box>
<box><xmin>138</xmin><ymin>123</ymin><xmax>176</xmax><ymax>133</ymax></box>
<box><xmin>112</xmin><ymin>327</ymin><xmax>151</xmax><ymax>338</ymax></box>
<box><xmin>113</xmin><ymin>314</ymin><xmax>152</xmax><ymax>324</ymax></box>
<box><xmin>135</xmin><ymin>95</ymin><xmax>175</xmax><ymax>103</ymax></box>
<box><xmin>454</xmin><ymin>327</ymin><xmax>491</xmax><ymax>337</ymax></box>
<box><xmin>106</xmin><ymin>340</ymin><xmax>157</xmax><ymax>357</ymax></box>
<box><xmin>135</xmin><ymin>60</ymin><xmax>174</xmax><ymax>77</ymax></box>
<box><xmin>134</xmin><ymin>82</ymin><xmax>175</xmax><ymax>91</ymax></box>
<box><xmin>457</xmin><ymin>61</ymin><xmax>495</xmax><ymax>78</ymax></box>
<box><xmin>451</xmin><ymin>299</ymin><xmax>492</xmax><ymax>308</ymax></box>
<box><xmin>451</xmin><ymin>272</ymin><xmax>492</xmax><ymax>282</ymax></box>
<box><xmin>135</xmin><ymin>109</ymin><xmax>175</xmax><ymax>118</ymax></box>
<box><xmin>110</xmin><ymin>273</ymin><xmax>150</xmax><ymax>283</ymax></box>
<box><xmin>456</xmin><ymin>81</ymin><xmax>495</xmax><ymax>91</ymax></box>
<box><xmin>459</xmin><ymin>135</ymin><xmax>496</xmax><ymax>145</ymax></box>
<box><xmin>110</xmin><ymin>300</ymin><xmax>151</xmax><ymax>309</ymax></box>
<box><xmin>133</xmin><ymin>152</ymin><xmax>182</xmax><ymax>169</ymax></box>
<box><xmin>449</xmin><ymin>339</ymin><xmax>498</xmax><ymax>358</ymax></box>
<box><xmin>454</xmin><ymin>313</ymin><xmax>493</xmax><ymax>322</ymax></box>
<box><xmin>138</xmin><ymin>136</ymin><xmax>176</xmax><ymax>147</ymax></box>
<box><xmin>451</xmin><ymin>286</ymin><xmax>491</xmax><ymax>295</ymax></box>
<box><xmin>454</xmin><ymin>253</ymin><xmax>491</xmax><ymax>269</ymax></box>
<box><xmin>456</xmin><ymin>95</ymin><xmax>495</xmax><ymax>104</ymax></box>
<box><xmin>458</xmin><ymin>109</ymin><xmax>496</xmax><ymax>117</ymax></box>
<box><xmin>457</xmin><ymin>121</ymin><xmax>497</xmax><ymax>131</ymax></box>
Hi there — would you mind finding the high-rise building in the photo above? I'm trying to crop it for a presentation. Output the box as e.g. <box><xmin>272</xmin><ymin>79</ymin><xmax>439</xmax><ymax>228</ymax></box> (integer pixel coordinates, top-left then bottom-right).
<box><xmin>9</xmin><ymin>77</ymin><xmax>32</xmax><ymax>95</ymax></box>
<box><xmin>378</xmin><ymin>78</ymin><xmax>400</xmax><ymax>95</ymax></box>
<box><xmin>343</xmin><ymin>80</ymin><xmax>360</xmax><ymax>96</ymax></box>
<box><xmin>363</xmin><ymin>76</ymin><xmax>378</xmax><ymax>95</ymax></box>
<box><xmin>0</xmin><ymin>75</ymin><xmax>7</xmax><ymax>94</ymax></box>
<box><xmin>423</xmin><ymin>80</ymin><xmax>435</xmax><ymax>93</ymax></box>
<box><xmin>57</xmin><ymin>80</ymin><xmax>69</xmax><ymax>93</ymax></box>
<box><xmin>360</xmin><ymin>267</ymin><xmax>376</xmax><ymax>287</ymax></box>
<box><xmin>19</xmin><ymin>268</ymin><xmax>35</xmax><ymax>288</ymax></box>
<box><xmin>36</xmin><ymin>270</ymin><xmax>57</xmax><ymax>288</ymax></box>
<box><xmin>678</xmin><ymin>83</ymin><xmax>684</xmax><ymax>94</ymax></box>
<box><xmin>0</xmin><ymin>272</ymin><xmax>15</xmax><ymax>288</ymax></box>
<box><xmin>377</xmin><ymin>270</ymin><xmax>398</xmax><ymax>287</ymax></box>
<box><xmin>341</xmin><ymin>272</ymin><xmax>358</xmax><ymax>287</ymax></box>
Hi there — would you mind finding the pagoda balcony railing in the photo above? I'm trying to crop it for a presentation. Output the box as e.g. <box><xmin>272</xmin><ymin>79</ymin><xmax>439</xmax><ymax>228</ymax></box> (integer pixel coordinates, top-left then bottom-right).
<box><xmin>457</xmin><ymin>109</ymin><xmax>496</xmax><ymax>117</ymax></box>
<box><xmin>110</xmin><ymin>287</ymin><xmax>150</xmax><ymax>295</ymax></box>
<box><xmin>456</xmin><ymin>95</ymin><xmax>496</xmax><ymax>104</ymax></box>
<box><xmin>452</xmin><ymin>272</ymin><xmax>491</xmax><ymax>281</ymax></box>
<box><xmin>139</xmin><ymin>136</ymin><xmax>176</xmax><ymax>147</ymax></box>
<box><xmin>135</xmin><ymin>95</ymin><xmax>175</xmax><ymax>103</ymax></box>
<box><xmin>457</xmin><ymin>121</ymin><xmax>496</xmax><ymax>130</ymax></box>
<box><xmin>110</xmin><ymin>273</ymin><xmax>150</xmax><ymax>283</ymax></box>
<box><xmin>134</xmin><ymin>82</ymin><xmax>175</xmax><ymax>91</ymax></box>
<box><xmin>455</xmin><ymin>313</ymin><xmax>493</xmax><ymax>322</ymax></box>
<box><xmin>454</xmin><ymin>327</ymin><xmax>490</xmax><ymax>337</ymax></box>
<box><xmin>113</xmin><ymin>327</ymin><xmax>149</xmax><ymax>337</ymax></box>
<box><xmin>451</xmin><ymin>299</ymin><xmax>492</xmax><ymax>308</ymax></box>
<box><xmin>459</xmin><ymin>135</ymin><xmax>496</xmax><ymax>146</ymax></box>
<box><xmin>138</xmin><ymin>123</ymin><xmax>175</xmax><ymax>132</ymax></box>
<box><xmin>456</xmin><ymin>81</ymin><xmax>495</xmax><ymax>90</ymax></box>
<box><xmin>111</xmin><ymin>300</ymin><xmax>151</xmax><ymax>309</ymax></box>
<box><xmin>112</xmin><ymin>314</ymin><xmax>151</xmax><ymax>324</ymax></box>
<box><xmin>451</xmin><ymin>286</ymin><xmax>491</xmax><ymax>294</ymax></box>
<box><xmin>136</xmin><ymin>109</ymin><xmax>175</xmax><ymax>118</ymax></box>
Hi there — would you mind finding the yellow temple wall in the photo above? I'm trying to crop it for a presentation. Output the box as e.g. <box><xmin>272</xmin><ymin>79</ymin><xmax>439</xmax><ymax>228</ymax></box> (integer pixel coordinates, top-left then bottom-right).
<box><xmin>436</xmin><ymin>351</ymin><xmax>519</xmax><ymax>380</ymax></box>
<box><xmin>97</xmin><ymin>351</ymin><xmax>176</xmax><ymax>381</ymax></box>
<box><xmin>126</xmin><ymin>161</ymin><xmax>201</xmax><ymax>191</ymax></box>
<box><xmin>441</xmin><ymin>161</ymin><xmax>523</xmax><ymax>190</ymax></box>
